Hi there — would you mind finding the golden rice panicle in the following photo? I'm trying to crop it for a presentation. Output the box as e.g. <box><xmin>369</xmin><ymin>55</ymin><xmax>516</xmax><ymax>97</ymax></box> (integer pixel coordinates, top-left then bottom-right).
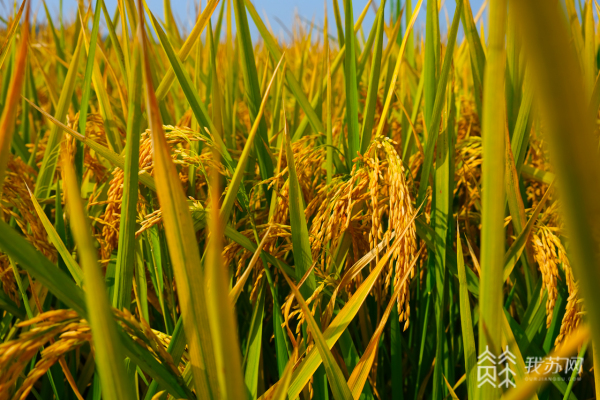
<box><xmin>0</xmin><ymin>255</ymin><xmax>18</xmax><ymax>303</ymax></box>
<box><xmin>454</xmin><ymin>136</ymin><xmax>482</xmax><ymax>214</ymax></box>
<box><xmin>308</xmin><ymin>164</ymin><xmax>370</xmax><ymax>271</ymax></box>
<box><xmin>532</xmin><ymin>227</ymin><xmax>559</xmax><ymax>328</ymax></box>
<box><xmin>0</xmin><ymin>310</ymin><xmax>82</xmax><ymax>399</ymax></box>
<box><xmin>100</xmin><ymin>167</ymin><xmax>125</xmax><ymax>260</ymax></box>
<box><xmin>12</xmin><ymin>324</ymin><xmax>92</xmax><ymax>400</ymax></box>
<box><xmin>1</xmin><ymin>156</ymin><xmax>55</xmax><ymax>262</ymax></box>
<box><xmin>381</xmin><ymin>138</ymin><xmax>417</xmax><ymax>329</ymax></box>
<box><xmin>100</xmin><ymin>126</ymin><xmax>209</xmax><ymax>258</ymax></box>
<box><xmin>366</xmin><ymin>144</ymin><xmax>382</xmax><ymax>266</ymax></box>
<box><xmin>555</xmin><ymin>269</ymin><xmax>583</xmax><ymax>346</ymax></box>
<box><xmin>554</xmin><ymin>233</ymin><xmax>583</xmax><ymax>345</ymax></box>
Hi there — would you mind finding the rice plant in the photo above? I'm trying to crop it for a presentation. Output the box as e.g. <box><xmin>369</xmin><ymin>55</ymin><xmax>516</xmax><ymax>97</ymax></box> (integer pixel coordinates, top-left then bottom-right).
<box><xmin>1</xmin><ymin>0</ymin><xmax>600</xmax><ymax>399</ymax></box>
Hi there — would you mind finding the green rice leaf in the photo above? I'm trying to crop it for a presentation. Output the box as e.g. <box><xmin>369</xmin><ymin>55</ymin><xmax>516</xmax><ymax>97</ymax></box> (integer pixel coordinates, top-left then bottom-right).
<box><xmin>244</xmin><ymin>0</ymin><xmax>324</xmax><ymax>136</ymax></box>
<box><xmin>138</xmin><ymin>3</ymin><xmax>219</xmax><ymax>397</ymax></box>
<box><xmin>359</xmin><ymin>0</ymin><xmax>385</xmax><ymax>154</ymax></box>
<box><xmin>232</xmin><ymin>0</ymin><xmax>274</xmax><ymax>183</ymax></box>
<box><xmin>28</xmin><ymin>188</ymin><xmax>83</xmax><ymax>287</ymax></box>
<box><xmin>24</xmin><ymin>98</ymin><xmax>157</xmax><ymax>191</ymax></box>
<box><xmin>243</xmin><ymin>281</ymin><xmax>266</xmax><ymax>399</ymax></box>
<box><xmin>35</xmin><ymin>32</ymin><xmax>83</xmax><ymax>200</ymax></box>
<box><xmin>0</xmin><ymin>0</ymin><xmax>25</xmax><ymax>71</ymax></box>
<box><xmin>78</xmin><ymin>0</ymin><xmax>102</xmax><ymax>141</ymax></box>
<box><xmin>112</xmin><ymin>37</ymin><xmax>143</xmax><ymax>310</ymax></box>
<box><xmin>154</xmin><ymin>0</ymin><xmax>219</xmax><ymax>101</ymax></box>
<box><xmin>147</xmin><ymin>9</ymin><xmax>235</xmax><ymax>173</ymax></box>
<box><xmin>220</xmin><ymin>55</ymin><xmax>284</xmax><ymax>224</ymax></box>
<box><xmin>261</xmin><ymin>211</ymin><xmax>419</xmax><ymax>400</ymax></box>
<box><xmin>281</xmin><ymin>269</ymin><xmax>353</xmax><ymax>400</ymax></box>
<box><xmin>503</xmin><ymin>181</ymin><xmax>554</xmax><ymax>280</ymax></box>
<box><xmin>416</xmin><ymin>0</ymin><xmax>463</xmax><ymax>205</ymax></box>
<box><xmin>477</xmin><ymin>2</ymin><xmax>508</xmax><ymax>399</ymax></box>
<box><xmin>205</xmin><ymin>138</ymin><xmax>248</xmax><ymax>400</ymax></box>
<box><xmin>0</xmin><ymin>2</ymin><xmax>28</xmax><ymax>197</ymax></box>
<box><xmin>373</xmin><ymin>0</ymin><xmax>423</xmax><ymax>139</ymax></box>
<box><xmin>343</xmin><ymin>0</ymin><xmax>360</xmax><ymax>166</ymax></box>
<box><xmin>457</xmin><ymin>228</ymin><xmax>477</xmax><ymax>400</ymax></box>
<box><xmin>283</xmin><ymin>115</ymin><xmax>316</xmax><ymax>297</ymax></box>
<box><xmin>62</xmin><ymin>148</ymin><xmax>135</xmax><ymax>400</ymax></box>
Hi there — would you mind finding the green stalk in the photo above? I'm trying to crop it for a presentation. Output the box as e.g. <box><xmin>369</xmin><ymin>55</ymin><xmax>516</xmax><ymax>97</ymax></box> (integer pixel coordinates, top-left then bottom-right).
<box><xmin>343</xmin><ymin>0</ymin><xmax>360</xmax><ymax>165</ymax></box>
<box><xmin>77</xmin><ymin>0</ymin><xmax>102</xmax><ymax>182</ymax></box>
<box><xmin>514</xmin><ymin>0</ymin><xmax>600</xmax><ymax>387</ymax></box>
<box><xmin>232</xmin><ymin>0</ymin><xmax>274</xmax><ymax>184</ymax></box>
<box><xmin>112</xmin><ymin>41</ymin><xmax>143</xmax><ymax>310</ymax></box>
<box><xmin>283</xmin><ymin>114</ymin><xmax>317</xmax><ymax>298</ymax></box>
<box><xmin>457</xmin><ymin>228</ymin><xmax>477</xmax><ymax>400</ymax></box>
<box><xmin>138</xmin><ymin>3</ymin><xmax>219</xmax><ymax>396</ymax></box>
<box><xmin>359</xmin><ymin>0</ymin><xmax>386</xmax><ymax>154</ymax></box>
<box><xmin>0</xmin><ymin>3</ymin><xmax>28</xmax><ymax>198</ymax></box>
<box><xmin>416</xmin><ymin>0</ymin><xmax>463</xmax><ymax>205</ymax></box>
<box><xmin>477</xmin><ymin>1</ymin><xmax>507</xmax><ymax>399</ymax></box>
<box><xmin>35</xmin><ymin>33</ymin><xmax>83</xmax><ymax>200</ymax></box>
<box><xmin>62</xmin><ymin>149</ymin><xmax>135</xmax><ymax>400</ymax></box>
<box><xmin>423</xmin><ymin>0</ymin><xmax>440</xmax><ymax>129</ymax></box>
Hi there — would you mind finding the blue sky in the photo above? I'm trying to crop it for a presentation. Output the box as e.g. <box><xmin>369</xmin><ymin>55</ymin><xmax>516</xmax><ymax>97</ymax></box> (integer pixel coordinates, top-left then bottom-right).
<box><xmin>28</xmin><ymin>0</ymin><xmax>488</xmax><ymax>42</ymax></box>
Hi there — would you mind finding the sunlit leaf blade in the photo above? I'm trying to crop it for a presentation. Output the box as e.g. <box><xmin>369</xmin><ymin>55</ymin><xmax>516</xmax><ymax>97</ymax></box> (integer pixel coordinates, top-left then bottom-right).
<box><xmin>232</xmin><ymin>0</ymin><xmax>274</xmax><ymax>183</ymax></box>
<box><xmin>244</xmin><ymin>0</ymin><xmax>324</xmax><ymax>136</ymax></box>
<box><xmin>62</xmin><ymin>150</ymin><xmax>135</xmax><ymax>400</ymax></box>
<box><xmin>0</xmin><ymin>1</ymin><xmax>28</xmax><ymax>197</ymax></box>
<box><xmin>154</xmin><ymin>0</ymin><xmax>220</xmax><ymax>100</ymax></box>
<box><xmin>359</xmin><ymin>0</ymin><xmax>385</xmax><ymax>154</ymax></box>
<box><xmin>502</xmin><ymin>170</ymin><xmax>554</xmax><ymax>280</ymax></box>
<box><xmin>503</xmin><ymin>326</ymin><xmax>590</xmax><ymax>400</ymax></box>
<box><xmin>243</xmin><ymin>281</ymin><xmax>265</xmax><ymax>399</ymax></box>
<box><xmin>138</xmin><ymin>3</ymin><xmax>219</xmax><ymax>398</ymax></box>
<box><xmin>268</xmin><ymin>347</ymin><xmax>297</xmax><ymax>400</ymax></box>
<box><xmin>457</xmin><ymin>227</ymin><xmax>476</xmax><ymax>400</ymax></box>
<box><xmin>101</xmin><ymin>0</ymin><xmax>128</xmax><ymax>85</ymax></box>
<box><xmin>0</xmin><ymin>0</ymin><xmax>25</xmax><ymax>71</ymax></box>
<box><xmin>112</xmin><ymin>37</ymin><xmax>143</xmax><ymax>310</ymax></box>
<box><xmin>206</xmin><ymin>149</ymin><xmax>248</xmax><ymax>400</ymax></box>
<box><xmin>28</xmin><ymin>188</ymin><xmax>84</xmax><ymax>287</ymax></box>
<box><xmin>292</xmin><ymin>0</ymin><xmax>372</xmax><ymax>141</ymax></box>
<box><xmin>0</xmin><ymin>221</ymin><xmax>86</xmax><ymax>314</ymax></box>
<box><xmin>343</xmin><ymin>0</ymin><xmax>360</xmax><ymax>166</ymax></box>
<box><xmin>281</xmin><ymin>269</ymin><xmax>353</xmax><ymax>400</ymax></box>
<box><xmin>230</xmin><ymin>227</ymin><xmax>272</xmax><ymax>304</ymax></box>
<box><xmin>0</xmin><ymin>182</ymin><xmax>189</xmax><ymax>400</ymax></box>
<box><xmin>220</xmin><ymin>55</ymin><xmax>284</xmax><ymax>223</ymax></box>
<box><xmin>324</xmin><ymin>4</ymin><xmax>333</xmax><ymax>184</ymax></box>
<box><xmin>460</xmin><ymin>0</ymin><xmax>486</xmax><ymax>112</ymax></box>
<box><xmin>260</xmin><ymin>211</ymin><xmax>419</xmax><ymax>400</ymax></box>
<box><xmin>512</xmin><ymin>7</ymin><xmax>600</xmax><ymax>362</ymax></box>
<box><xmin>78</xmin><ymin>0</ymin><xmax>102</xmax><ymax>139</ymax></box>
<box><xmin>24</xmin><ymin>97</ymin><xmax>157</xmax><ymax>192</ymax></box>
<box><xmin>347</xmin><ymin>248</ymin><xmax>422</xmax><ymax>398</ymax></box>
<box><xmin>79</xmin><ymin>11</ymin><xmax>122</xmax><ymax>153</ymax></box>
<box><xmin>35</xmin><ymin>32</ymin><xmax>83</xmax><ymax>200</ymax></box>
<box><xmin>416</xmin><ymin>0</ymin><xmax>463</xmax><ymax>205</ymax></box>
<box><xmin>423</xmin><ymin>0</ymin><xmax>440</xmax><ymax>128</ymax></box>
<box><xmin>477</xmin><ymin>1</ymin><xmax>508</xmax><ymax>399</ymax></box>
<box><xmin>374</xmin><ymin>0</ymin><xmax>423</xmax><ymax>139</ymax></box>
<box><xmin>283</xmin><ymin>116</ymin><xmax>316</xmax><ymax>297</ymax></box>
<box><xmin>147</xmin><ymin>8</ymin><xmax>234</xmax><ymax>173</ymax></box>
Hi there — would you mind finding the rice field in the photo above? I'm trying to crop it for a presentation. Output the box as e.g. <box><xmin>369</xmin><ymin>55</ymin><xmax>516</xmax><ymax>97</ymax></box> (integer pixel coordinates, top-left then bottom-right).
<box><xmin>1</xmin><ymin>0</ymin><xmax>600</xmax><ymax>399</ymax></box>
